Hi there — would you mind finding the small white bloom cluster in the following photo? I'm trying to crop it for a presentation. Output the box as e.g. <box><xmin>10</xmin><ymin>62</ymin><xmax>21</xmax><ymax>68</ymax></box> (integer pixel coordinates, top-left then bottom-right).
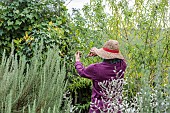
<box><xmin>91</xmin><ymin>78</ymin><xmax>124</xmax><ymax>113</ymax></box>
<box><xmin>91</xmin><ymin>78</ymin><xmax>141</xmax><ymax>113</ymax></box>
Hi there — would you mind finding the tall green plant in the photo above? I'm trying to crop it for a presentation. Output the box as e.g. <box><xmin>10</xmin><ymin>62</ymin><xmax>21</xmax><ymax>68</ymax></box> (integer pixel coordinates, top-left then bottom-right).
<box><xmin>0</xmin><ymin>47</ymin><xmax>70</xmax><ymax>113</ymax></box>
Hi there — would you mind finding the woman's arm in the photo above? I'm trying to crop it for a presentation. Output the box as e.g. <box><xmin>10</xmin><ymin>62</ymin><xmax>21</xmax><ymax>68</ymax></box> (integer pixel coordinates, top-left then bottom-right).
<box><xmin>75</xmin><ymin>51</ymin><xmax>96</xmax><ymax>79</ymax></box>
<box><xmin>75</xmin><ymin>61</ymin><xmax>96</xmax><ymax>79</ymax></box>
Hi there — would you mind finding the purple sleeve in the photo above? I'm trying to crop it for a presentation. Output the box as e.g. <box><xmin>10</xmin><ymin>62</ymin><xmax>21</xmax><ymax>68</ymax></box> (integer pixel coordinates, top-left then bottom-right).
<box><xmin>75</xmin><ymin>61</ymin><xmax>96</xmax><ymax>80</ymax></box>
<box><xmin>123</xmin><ymin>59</ymin><xmax>127</xmax><ymax>69</ymax></box>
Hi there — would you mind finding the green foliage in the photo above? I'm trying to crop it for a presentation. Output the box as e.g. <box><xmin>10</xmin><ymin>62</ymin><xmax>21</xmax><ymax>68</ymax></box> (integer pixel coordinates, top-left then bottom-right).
<box><xmin>68</xmin><ymin>0</ymin><xmax>170</xmax><ymax>112</ymax></box>
<box><xmin>0</xmin><ymin>1</ymin><xmax>80</xmax><ymax>112</ymax></box>
<box><xmin>0</xmin><ymin>0</ymin><xmax>74</xmax><ymax>60</ymax></box>
<box><xmin>124</xmin><ymin>65</ymin><xmax>170</xmax><ymax>113</ymax></box>
<box><xmin>0</xmin><ymin>47</ymin><xmax>71</xmax><ymax>113</ymax></box>
<box><xmin>67</xmin><ymin>75</ymin><xmax>91</xmax><ymax>112</ymax></box>
<box><xmin>0</xmin><ymin>0</ymin><xmax>169</xmax><ymax>112</ymax></box>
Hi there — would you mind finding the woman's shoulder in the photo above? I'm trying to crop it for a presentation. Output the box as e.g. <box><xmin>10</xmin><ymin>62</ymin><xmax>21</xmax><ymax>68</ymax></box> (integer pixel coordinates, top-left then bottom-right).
<box><xmin>86</xmin><ymin>62</ymin><xmax>103</xmax><ymax>69</ymax></box>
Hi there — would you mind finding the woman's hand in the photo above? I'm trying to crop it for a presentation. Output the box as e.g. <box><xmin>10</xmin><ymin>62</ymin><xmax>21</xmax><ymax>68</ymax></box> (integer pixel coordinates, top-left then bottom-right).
<box><xmin>87</xmin><ymin>47</ymin><xmax>97</xmax><ymax>57</ymax></box>
<box><xmin>75</xmin><ymin>51</ymin><xmax>81</xmax><ymax>62</ymax></box>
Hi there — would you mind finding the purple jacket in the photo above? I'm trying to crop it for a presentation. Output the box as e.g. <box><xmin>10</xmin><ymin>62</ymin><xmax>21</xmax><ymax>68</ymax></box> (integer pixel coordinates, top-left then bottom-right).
<box><xmin>75</xmin><ymin>60</ymin><xmax>127</xmax><ymax>113</ymax></box>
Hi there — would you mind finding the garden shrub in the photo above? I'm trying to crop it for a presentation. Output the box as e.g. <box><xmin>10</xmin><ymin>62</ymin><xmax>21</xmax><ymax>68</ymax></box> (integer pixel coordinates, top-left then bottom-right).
<box><xmin>0</xmin><ymin>0</ymin><xmax>74</xmax><ymax>61</ymax></box>
<box><xmin>0</xmin><ymin>47</ymin><xmax>71</xmax><ymax>113</ymax></box>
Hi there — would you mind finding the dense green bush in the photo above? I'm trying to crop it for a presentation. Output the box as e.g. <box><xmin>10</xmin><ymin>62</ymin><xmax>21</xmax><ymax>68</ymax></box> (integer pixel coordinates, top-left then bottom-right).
<box><xmin>0</xmin><ymin>0</ymin><xmax>75</xmax><ymax>61</ymax></box>
<box><xmin>0</xmin><ymin>47</ymin><xmax>70</xmax><ymax>113</ymax></box>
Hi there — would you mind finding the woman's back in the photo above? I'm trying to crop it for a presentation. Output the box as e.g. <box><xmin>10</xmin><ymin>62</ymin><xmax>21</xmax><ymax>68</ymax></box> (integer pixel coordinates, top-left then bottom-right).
<box><xmin>93</xmin><ymin>59</ymin><xmax>126</xmax><ymax>81</ymax></box>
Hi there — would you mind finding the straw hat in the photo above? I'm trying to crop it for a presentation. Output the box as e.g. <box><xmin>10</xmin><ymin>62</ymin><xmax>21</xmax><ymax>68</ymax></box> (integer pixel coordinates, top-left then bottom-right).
<box><xmin>93</xmin><ymin>40</ymin><xmax>124</xmax><ymax>59</ymax></box>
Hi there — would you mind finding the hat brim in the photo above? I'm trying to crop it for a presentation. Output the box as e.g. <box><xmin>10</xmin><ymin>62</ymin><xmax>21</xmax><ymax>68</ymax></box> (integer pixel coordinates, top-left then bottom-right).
<box><xmin>93</xmin><ymin>48</ymin><xmax>124</xmax><ymax>59</ymax></box>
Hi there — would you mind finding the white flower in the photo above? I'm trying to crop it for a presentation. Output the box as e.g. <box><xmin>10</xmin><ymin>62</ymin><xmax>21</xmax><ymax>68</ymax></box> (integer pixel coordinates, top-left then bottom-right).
<box><xmin>113</xmin><ymin>70</ymin><xmax>116</xmax><ymax>73</ymax></box>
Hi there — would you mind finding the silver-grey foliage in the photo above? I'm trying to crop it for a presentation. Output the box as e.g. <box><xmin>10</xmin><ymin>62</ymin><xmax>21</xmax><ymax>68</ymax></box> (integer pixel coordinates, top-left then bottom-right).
<box><xmin>0</xmin><ymin>48</ymin><xmax>71</xmax><ymax>113</ymax></box>
<box><xmin>91</xmin><ymin>68</ymin><xmax>170</xmax><ymax>113</ymax></box>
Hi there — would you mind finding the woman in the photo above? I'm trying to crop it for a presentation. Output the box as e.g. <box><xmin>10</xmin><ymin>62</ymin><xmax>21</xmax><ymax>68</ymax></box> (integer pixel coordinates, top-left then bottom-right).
<box><xmin>75</xmin><ymin>40</ymin><xmax>127</xmax><ymax>113</ymax></box>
